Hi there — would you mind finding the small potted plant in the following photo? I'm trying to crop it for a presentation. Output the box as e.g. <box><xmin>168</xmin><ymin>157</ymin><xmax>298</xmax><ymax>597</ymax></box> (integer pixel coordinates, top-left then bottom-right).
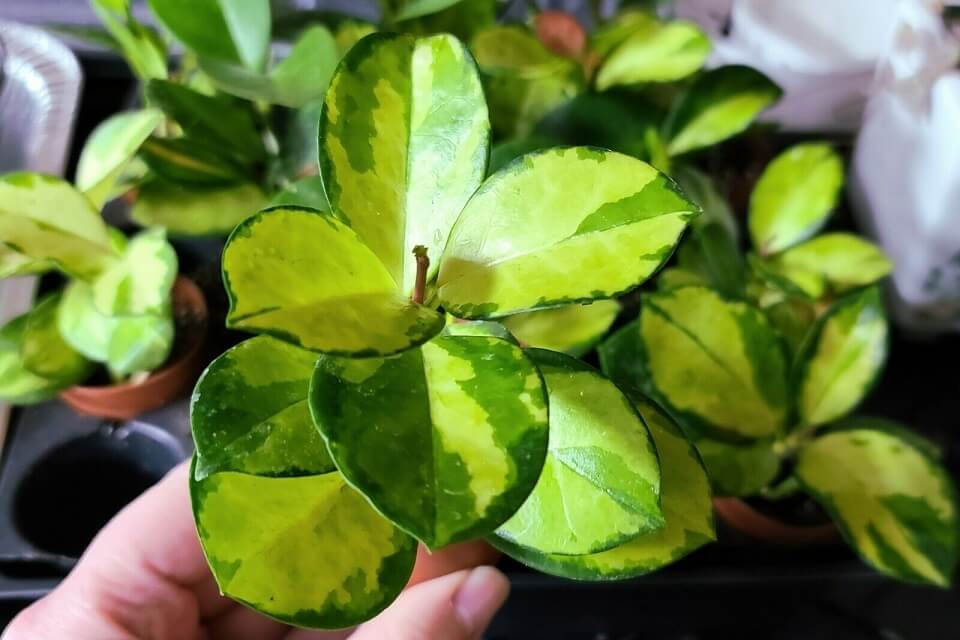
<box><xmin>0</xmin><ymin>173</ymin><xmax>207</xmax><ymax>419</ymax></box>
<box><xmin>599</xmin><ymin>143</ymin><xmax>959</xmax><ymax>587</ymax></box>
<box><xmin>187</xmin><ymin>31</ymin><xmax>716</xmax><ymax>628</ymax></box>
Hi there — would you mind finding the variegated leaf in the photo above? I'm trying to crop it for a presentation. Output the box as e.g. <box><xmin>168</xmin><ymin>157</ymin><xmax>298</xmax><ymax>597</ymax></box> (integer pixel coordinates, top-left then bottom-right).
<box><xmin>502</xmin><ymin>300</ymin><xmax>619</xmax><ymax>357</ymax></box>
<box><xmin>0</xmin><ymin>173</ymin><xmax>117</xmax><ymax>279</ymax></box>
<box><xmin>493</xmin><ymin>396</ymin><xmax>714</xmax><ymax>578</ymax></box>
<box><xmin>795</xmin><ymin>286</ymin><xmax>888</xmax><ymax>428</ymax></box>
<box><xmin>664</xmin><ymin>66</ymin><xmax>781</xmax><ymax>156</ymax></box>
<box><xmin>796</xmin><ymin>428</ymin><xmax>958</xmax><ymax>586</ymax></box>
<box><xmin>21</xmin><ymin>293</ymin><xmax>93</xmax><ymax>385</ymax></box>
<box><xmin>629</xmin><ymin>286</ymin><xmax>789</xmax><ymax>439</ymax></box>
<box><xmin>319</xmin><ymin>32</ymin><xmax>488</xmax><ymax>295</ymax></box>
<box><xmin>268</xmin><ymin>176</ymin><xmax>330</xmax><ymax>212</ymax></box>
<box><xmin>140</xmin><ymin>136</ymin><xmax>249</xmax><ymax>186</ymax></box>
<box><xmin>222</xmin><ymin>207</ymin><xmax>444</xmax><ymax>356</ymax></box>
<box><xmin>76</xmin><ymin>109</ymin><xmax>163</xmax><ymax>208</ymax></box>
<box><xmin>495</xmin><ymin>350</ymin><xmax>663</xmax><ymax>556</ymax></box>
<box><xmin>192</xmin><ymin>336</ymin><xmax>333</xmax><ymax>479</ymax></box>
<box><xmin>749</xmin><ymin>143</ymin><xmax>844</xmax><ymax>255</ymax></box>
<box><xmin>770</xmin><ymin>233</ymin><xmax>892</xmax><ymax>294</ymax></box>
<box><xmin>440</xmin><ymin>318</ymin><xmax>516</xmax><ymax>342</ymax></box>
<box><xmin>92</xmin><ymin>227</ymin><xmax>177</xmax><ymax>316</ymax></box>
<box><xmin>131</xmin><ymin>180</ymin><xmax>266</xmax><ymax>236</ymax></box>
<box><xmin>695</xmin><ymin>437</ymin><xmax>780</xmax><ymax>498</ymax></box>
<box><xmin>595</xmin><ymin>14</ymin><xmax>709</xmax><ymax>90</ymax></box>
<box><xmin>438</xmin><ymin>147</ymin><xmax>698</xmax><ymax>319</ymax></box>
<box><xmin>190</xmin><ymin>460</ymin><xmax>417</xmax><ymax>628</ymax></box>
<box><xmin>310</xmin><ymin>335</ymin><xmax>549</xmax><ymax>548</ymax></box>
<box><xmin>471</xmin><ymin>25</ymin><xmax>570</xmax><ymax>79</ymax></box>
<box><xmin>0</xmin><ymin>245</ymin><xmax>51</xmax><ymax>278</ymax></box>
<box><xmin>0</xmin><ymin>310</ymin><xmax>72</xmax><ymax>404</ymax></box>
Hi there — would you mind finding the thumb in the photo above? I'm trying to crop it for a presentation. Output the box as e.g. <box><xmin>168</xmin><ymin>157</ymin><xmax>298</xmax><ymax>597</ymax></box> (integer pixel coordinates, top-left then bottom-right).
<box><xmin>350</xmin><ymin>567</ymin><xmax>509</xmax><ymax>640</ymax></box>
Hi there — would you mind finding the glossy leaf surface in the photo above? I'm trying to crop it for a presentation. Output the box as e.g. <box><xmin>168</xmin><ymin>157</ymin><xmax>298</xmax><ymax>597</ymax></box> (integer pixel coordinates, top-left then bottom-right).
<box><xmin>502</xmin><ymin>300</ymin><xmax>619</xmax><ymax>356</ymax></box>
<box><xmin>222</xmin><ymin>207</ymin><xmax>444</xmax><ymax>356</ymax></box>
<box><xmin>495</xmin><ymin>350</ymin><xmax>663</xmax><ymax>556</ymax></box>
<box><xmin>595</xmin><ymin>16</ymin><xmax>709</xmax><ymax>90</ymax></box>
<box><xmin>131</xmin><ymin>181</ymin><xmax>266</xmax><ymax>236</ymax></box>
<box><xmin>438</xmin><ymin>147</ymin><xmax>698</xmax><ymax>318</ymax></box>
<box><xmin>91</xmin><ymin>227</ymin><xmax>177</xmax><ymax>316</ymax></box>
<box><xmin>796</xmin><ymin>428</ymin><xmax>958</xmax><ymax>586</ymax></box>
<box><xmin>0</xmin><ymin>311</ymin><xmax>71</xmax><ymax>404</ymax></box>
<box><xmin>319</xmin><ymin>32</ymin><xmax>488</xmax><ymax>295</ymax></box>
<box><xmin>771</xmin><ymin>233</ymin><xmax>892</xmax><ymax>294</ymax></box>
<box><xmin>310</xmin><ymin>335</ymin><xmax>548</xmax><ymax>548</ymax></box>
<box><xmin>21</xmin><ymin>293</ymin><xmax>92</xmax><ymax>384</ymax></box>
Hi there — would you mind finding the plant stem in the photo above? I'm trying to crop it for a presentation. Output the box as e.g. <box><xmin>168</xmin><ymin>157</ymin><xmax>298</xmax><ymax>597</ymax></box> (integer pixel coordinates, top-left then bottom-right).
<box><xmin>412</xmin><ymin>246</ymin><xmax>429</xmax><ymax>305</ymax></box>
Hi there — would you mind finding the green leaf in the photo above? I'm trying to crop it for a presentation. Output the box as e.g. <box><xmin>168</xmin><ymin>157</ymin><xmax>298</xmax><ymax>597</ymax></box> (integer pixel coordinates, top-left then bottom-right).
<box><xmin>140</xmin><ymin>137</ymin><xmax>249</xmax><ymax>186</ymax></box>
<box><xmin>796</xmin><ymin>428</ymin><xmax>958</xmax><ymax>586</ymax></box>
<box><xmin>493</xmin><ymin>396</ymin><xmax>714</xmax><ymax>578</ymax></box>
<box><xmin>634</xmin><ymin>286</ymin><xmax>790</xmax><ymax>439</ymax></box>
<box><xmin>396</xmin><ymin>0</ymin><xmax>495</xmax><ymax>42</ymax></box>
<box><xmin>676</xmin><ymin>222</ymin><xmax>746</xmax><ymax>299</ymax></box>
<box><xmin>595</xmin><ymin>18</ymin><xmax>709</xmax><ymax>90</ymax></box>
<box><xmin>131</xmin><ymin>180</ymin><xmax>266</xmax><ymax>236</ymax></box>
<box><xmin>222</xmin><ymin>207</ymin><xmax>444</xmax><ymax>357</ymax></box>
<box><xmin>0</xmin><ymin>173</ymin><xmax>117</xmax><ymax>279</ymax></box>
<box><xmin>589</xmin><ymin>10</ymin><xmax>655</xmax><ymax>60</ymax></box>
<box><xmin>0</xmin><ymin>245</ymin><xmax>52</xmax><ymax>279</ymax></box>
<box><xmin>749</xmin><ymin>143</ymin><xmax>844</xmax><ymax>255</ymax></box>
<box><xmin>91</xmin><ymin>227</ymin><xmax>177</xmax><ymax>316</ymax></box>
<box><xmin>495</xmin><ymin>350</ymin><xmax>663</xmax><ymax>556</ymax></box>
<box><xmin>748</xmin><ymin>251</ymin><xmax>825</xmax><ymax>301</ymax></box>
<box><xmin>764</xmin><ymin>297</ymin><xmax>818</xmax><ymax>356</ymax></box>
<box><xmin>391</xmin><ymin>0</ymin><xmax>466</xmax><ymax>21</ymax></box>
<box><xmin>148</xmin><ymin>0</ymin><xmax>270</xmax><ymax>70</ymax></box>
<box><xmin>144</xmin><ymin>80</ymin><xmax>266</xmax><ymax>162</ymax></box>
<box><xmin>90</xmin><ymin>0</ymin><xmax>167</xmax><ymax>80</ymax></box>
<box><xmin>695</xmin><ymin>437</ymin><xmax>780</xmax><ymax>497</ymax></box>
<box><xmin>488</xmin><ymin>135</ymin><xmax>557</xmax><ymax>175</ymax></box>
<box><xmin>191</xmin><ymin>462</ymin><xmax>417</xmax><ymax>628</ymax></box>
<box><xmin>0</xmin><ymin>312</ymin><xmax>66</xmax><ymax>404</ymax></box>
<box><xmin>59</xmin><ymin>280</ymin><xmax>173</xmax><ymax>376</ymax></box>
<box><xmin>319</xmin><ymin>33</ymin><xmax>488</xmax><ymax>296</ymax></box>
<box><xmin>200</xmin><ymin>26</ymin><xmax>339</xmax><ymax>108</ymax></box>
<box><xmin>268</xmin><ymin>176</ymin><xmax>330</xmax><ymax>212</ymax></box>
<box><xmin>502</xmin><ymin>300</ymin><xmax>619</xmax><ymax>357</ymax></box>
<box><xmin>771</xmin><ymin>233</ymin><xmax>892</xmax><ymax>294</ymax></box>
<box><xmin>438</xmin><ymin>147</ymin><xmax>698</xmax><ymax>319</ymax></box>
<box><xmin>21</xmin><ymin>293</ymin><xmax>93</xmax><ymax>385</ymax></box>
<box><xmin>656</xmin><ymin>267</ymin><xmax>705</xmax><ymax>291</ymax></box>
<box><xmin>672</xmin><ymin>165</ymin><xmax>738</xmax><ymax>241</ymax></box>
<box><xmin>192</xmin><ymin>336</ymin><xmax>333</xmax><ymax>479</ymax></box>
<box><xmin>484</xmin><ymin>69</ymin><xmax>582</xmax><ymax>139</ymax></box>
<box><xmin>471</xmin><ymin>25</ymin><xmax>569</xmax><ymax>79</ymax></box>
<box><xmin>664</xmin><ymin>65</ymin><xmax>782</xmax><ymax>156</ymax></box>
<box><xmin>310</xmin><ymin>335</ymin><xmax>548</xmax><ymax>548</ymax></box>
<box><xmin>795</xmin><ymin>286</ymin><xmax>888</xmax><ymax>428</ymax></box>
<box><xmin>440</xmin><ymin>318</ymin><xmax>516</xmax><ymax>342</ymax></box>
<box><xmin>76</xmin><ymin>109</ymin><xmax>163</xmax><ymax>208</ymax></box>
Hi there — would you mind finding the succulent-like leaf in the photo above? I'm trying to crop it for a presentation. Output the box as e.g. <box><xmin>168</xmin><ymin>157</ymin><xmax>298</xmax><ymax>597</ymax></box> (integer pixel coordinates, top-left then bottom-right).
<box><xmin>796</xmin><ymin>428</ymin><xmax>958</xmax><ymax>586</ymax></box>
<box><xmin>438</xmin><ymin>147</ymin><xmax>698</xmax><ymax>319</ymax></box>
<box><xmin>502</xmin><ymin>300</ymin><xmax>619</xmax><ymax>357</ymax></box>
<box><xmin>222</xmin><ymin>207</ymin><xmax>444</xmax><ymax>356</ymax></box>
<box><xmin>192</xmin><ymin>336</ymin><xmax>333</xmax><ymax>479</ymax></box>
<box><xmin>493</xmin><ymin>396</ymin><xmax>714</xmax><ymax>578</ymax></box>
<box><xmin>749</xmin><ymin>143</ymin><xmax>844</xmax><ymax>255</ymax></box>
<box><xmin>310</xmin><ymin>335</ymin><xmax>549</xmax><ymax>548</ymax></box>
<box><xmin>664</xmin><ymin>66</ymin><xmax>782</xmax><ymax>156</ymax></box>
<box><xmin>595</xmin><ymin>17</ymin><xmax>709</xmax><ymax>90</ymax></box>
<box><xmin>140</xmin><ymin>137</ymin><xmax>249</xmax><ymax>186</ymax></box>
<box><xmin>471</xmin><ymin>25</ymin><xmax>569</xmax><ymax>79</ymax></box>
<box><xmin>91</xmin><ymin>227</ymin><xmax>177</xmax><ymax>316</ymax></box>
<box><xmin>0</xmin><ymin>312</ymin><xmax>66</xmax><ymax>404</ymax></box>
<box><xmin>495</xmin><ymin>350</ymin><xmax>663</xmax><ymax>556</ymax></box>
<box><xmin>200</xmin><ymin>26</ymin><xmax>339</xmax><ymax>108</ymax></box>
<box><xmin>76</xmin><ymin>109</ymin><xmax>163</xmax><ymax>208</ymax></box>
<box><xmin>131</xmin><ymin>180</ymin><xmax>266</xmax><ymax>236</ymax></box>
<box><xmin>21</xmin><ymin>293</ymin><xmax>93</xmax><ymax>384</ymax></box>
<box><xmin>630</xmin><ymin>286</ymin><xmax>789</xmax><ymax>439</ymax></box>
<box><xmin>795</xmin><ymin>286</ymin><xmax>888</xmax><ymax>428</ymax></box>
<box><xmin>0</xmin><ymin>173</ymin><xmax>117</xmax><ymax>280</ymax></box>
<box><xmin>148</xmin><ymin>0</ymin><xmax>270</xmax><ymax>70</ymax></box>
<box><xmin>190</xmin><ymin>462</ymin><xmax>417</xmax><ymax>628</ymax></box>
<box><xmin>59</xmin><ymin>280</ymin><xmax>173</xmax><ymax>376</ymax></box>
<box><xmin>770</xmin><ymin>233</ymin><xmax>892</xmax><ymax>293</ymax></box>
<box><xmin>695</xmin><ymin>437</ymin><xmax>780</xmax><ymax>497</ymax></box>
<box><xmin>748</xmin><ymin>252</ymin><xmax>825</xmax><ymax>301</ymax></box>
<box><xmin>268</xmin><ymin>176</ymin><xmax>330</xmax><ymax>212</ymax></box>
<box><xmin>319</xmin><ymin>33</ymin><xmax>488</xmax><ymax>296</ymax></box>
<box><xmin>440</xmin><ymin>318</ymin><xmax>516</xmax><ymax>341</ymax></box>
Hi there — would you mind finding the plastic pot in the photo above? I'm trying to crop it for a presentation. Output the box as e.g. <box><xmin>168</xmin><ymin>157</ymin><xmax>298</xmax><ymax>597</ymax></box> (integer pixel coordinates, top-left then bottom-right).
<box><xmin>60</xmin><ymin>276</ymin><xmax>208</xmax><ymax>420</ymax></box>
<box><xmin>713</xmin><ymin>497</ymin><xmax>838</xmax><ymax>546</ymax></box>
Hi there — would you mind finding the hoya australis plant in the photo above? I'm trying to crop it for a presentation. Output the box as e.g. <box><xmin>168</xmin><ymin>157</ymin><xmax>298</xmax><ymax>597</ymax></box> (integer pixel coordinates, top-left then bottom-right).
<box><xmin>0</xmin><ymin>173</ymin><xmax>178</xmax><ymax>403</ymax></box>
<box><xmin>599</xmin><ymin>146</ymin><xmax>959</xmax><ymax>587</ymax></box>
<box><xmin>189</xmin><ymin>31</ymin><xmax>714</xmax><ymax>628</ymax></box>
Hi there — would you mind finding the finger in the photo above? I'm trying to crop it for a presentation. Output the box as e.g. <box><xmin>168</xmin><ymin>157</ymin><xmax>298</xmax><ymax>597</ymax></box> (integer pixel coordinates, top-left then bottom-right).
<box><xmin>408</xmin><ymin>541</ymin><xmax>501</xmax><ymax>586</ymax></box>
<box><xmin>345</xmin><ymin>567</ymin><xmax>509</xmax><ymax>640</ymax></box>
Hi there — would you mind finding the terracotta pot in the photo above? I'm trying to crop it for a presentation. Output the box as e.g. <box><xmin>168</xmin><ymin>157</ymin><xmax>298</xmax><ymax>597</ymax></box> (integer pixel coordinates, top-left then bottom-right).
<box><xmin>60</xmin><ymin>276</ymin><xmax>209</xmax><ymax>421</ymax></box>
<box><xmin>713</xmin><ymin>497</ymin><xmax>838</xmax><ymax>546</ymax></box>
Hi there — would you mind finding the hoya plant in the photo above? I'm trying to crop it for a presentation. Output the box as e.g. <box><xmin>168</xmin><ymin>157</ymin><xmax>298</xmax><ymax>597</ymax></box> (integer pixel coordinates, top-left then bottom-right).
<box><xmin>189</xmin><ymin>31</ymin><xmax>714</xmax><ymax>628</ymax></box>
<box><xmin>0</xmin><ymin>173</ymin><xmax>178</xmax><ymax>402</ymax></box>
<box><xmin>599</xmin><ymin>145</ymin><xmax>959</xmax><ymax>587</ymax></box>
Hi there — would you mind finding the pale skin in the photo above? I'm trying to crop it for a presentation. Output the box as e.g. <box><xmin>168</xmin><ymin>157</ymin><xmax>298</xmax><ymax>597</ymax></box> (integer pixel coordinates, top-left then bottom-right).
<box><xmin>3</xmin><ymin>463</ymin><xmax>509</xmax><ymax>640</ymax></box>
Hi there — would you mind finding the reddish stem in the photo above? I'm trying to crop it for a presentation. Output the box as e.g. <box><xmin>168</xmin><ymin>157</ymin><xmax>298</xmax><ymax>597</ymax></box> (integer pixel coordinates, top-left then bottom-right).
<box><xmin>412</xmin><ymin>246</ymin><xmax>429</xmax><ymax>305</ymax></box>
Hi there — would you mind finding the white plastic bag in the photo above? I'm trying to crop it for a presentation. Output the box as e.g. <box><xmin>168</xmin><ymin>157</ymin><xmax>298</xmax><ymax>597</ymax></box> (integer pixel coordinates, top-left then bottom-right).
<box><xmin>851</xmin><ymin>1</ymin><xmax>960</xmax><ymax>333</ymax></box>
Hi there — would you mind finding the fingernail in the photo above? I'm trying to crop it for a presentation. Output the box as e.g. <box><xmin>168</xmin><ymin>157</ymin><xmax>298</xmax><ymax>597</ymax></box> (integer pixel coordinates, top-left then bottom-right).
<box><xmin>452</xmin><ymin>566</ymin><xmax>510</xmax><ymax>634</ymax></box>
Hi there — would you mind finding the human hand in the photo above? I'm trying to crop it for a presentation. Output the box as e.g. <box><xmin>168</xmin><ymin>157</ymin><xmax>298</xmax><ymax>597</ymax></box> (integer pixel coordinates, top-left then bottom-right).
<box><xmin>4</xmin><ymin>462</ymin><xmax>509</xmax><ymax>640</ymax></box>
